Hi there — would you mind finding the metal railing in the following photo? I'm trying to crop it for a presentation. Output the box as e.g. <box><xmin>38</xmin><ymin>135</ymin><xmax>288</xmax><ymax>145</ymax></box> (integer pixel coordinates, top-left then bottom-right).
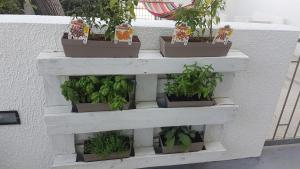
<box><xmin>135</xmin><ymin>3</ymin><xmax>161</xmax><ymax>20</ymax></box>
<box><xmin>265</xmin><ymin>54</ymin><xmax>300</xmax><ymax>146</ymax></box>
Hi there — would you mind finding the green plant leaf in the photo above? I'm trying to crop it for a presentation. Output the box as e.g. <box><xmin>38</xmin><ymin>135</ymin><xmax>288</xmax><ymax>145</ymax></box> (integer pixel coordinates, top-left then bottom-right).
<box><xmin>165</xmin><ymin>136</ymin><xmax>175</xmax><ymax>148</ymax></box>
<box><xmin>178</xmin><ymin>133</ymin><xmax>192</xmax><ymax>151</ymax></box>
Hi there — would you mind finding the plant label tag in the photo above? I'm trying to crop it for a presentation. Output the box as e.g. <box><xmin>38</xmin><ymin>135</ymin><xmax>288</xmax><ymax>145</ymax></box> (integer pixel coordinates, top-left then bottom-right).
<box><xmin>171</xmin><ymin>23</ymin><xmax>192</xmax><ymax>46</ymax></box>
<box><xmin>213</xmin><ymin>25</ymin><xmax>233</xmax><ymax>45</ymax></box>
<box><xmin>68</xmin><ymin>18</ymin><xmax>90</xmax><ymax>45</ymax></box>
<box><xmin>114</xmin><ymin>23</ymin><xmax>134</xmax><ymax>45</ymax></box>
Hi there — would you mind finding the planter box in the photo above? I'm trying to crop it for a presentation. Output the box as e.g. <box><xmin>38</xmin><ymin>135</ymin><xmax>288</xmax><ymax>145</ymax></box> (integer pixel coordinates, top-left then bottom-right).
<box><xmin>164</xmin><ymin>94</ymin><xmax>215</xmax><ymax>108</ymax></box>
<box><xmin>160</xmin><ymin>36</ymin><xmax>232</xmax><ymax>57</ymax></box>
<box><xmin>83</xmin><ymin>151</ymin><xmax>131</xmax><ymax>162</ymax></box>
<box><xmin>62</xmin><ymin>33</ymin><xmax>141</xmax><ymax>58</ymax></box>
<box><xmin>159</xmin><ymin>136</ymin><xmax>204</xmax><ymax>154</ymax></box>
<box><xmin>75</xmin><ymin>103</ymin><xmax>130</xmax><ymax>113</ymax></box>
<box><xmin>77</xmin><ymin>145</ymin><xmax>131</xmax><ymax>162</ymax></box>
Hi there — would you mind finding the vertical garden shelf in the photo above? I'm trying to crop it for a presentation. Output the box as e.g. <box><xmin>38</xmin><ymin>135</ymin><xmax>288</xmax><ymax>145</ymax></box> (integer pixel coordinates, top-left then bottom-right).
<box><xmin>37</xmin><ymin>50</ymin><xmax>249</xmax><ymax>169</ymax></box>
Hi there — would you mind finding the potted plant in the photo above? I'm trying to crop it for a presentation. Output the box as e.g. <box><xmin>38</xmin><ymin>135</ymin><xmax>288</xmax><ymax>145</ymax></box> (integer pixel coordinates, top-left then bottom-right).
<box><xmin>163</xmin><ymin>63</ymin><xmax>222</xmax><ymax>108</ymax></box>
<box><xmin>158</xmin><ymin>126</ymin><xmax>204</xmax><ymax>154</ymax></box>
<box><xmin>78</xmin><ymin>131</ymin><xmax>132</xmax><ymax>162</ymax></box>
<box><xmin>61</xmin><ymin>0</ymin><xmax>141</xmax><ymax>58</ymax></box>
<box><xmin>61</xmin><ymin>76</ymin><xmax>134</xmax><ymax>112</ymax></box>
<box><xmin>160</xmin><ymin>0</ymin><xmax>232</xmax><ymax>57</ymax></box>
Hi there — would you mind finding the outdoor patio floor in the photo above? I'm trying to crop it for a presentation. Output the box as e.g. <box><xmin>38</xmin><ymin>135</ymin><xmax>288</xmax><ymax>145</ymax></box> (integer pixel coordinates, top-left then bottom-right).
<box><xmin>149</xmin><ymin>144</ymin><xmax>300</xmax><ymax>169</ymax></box>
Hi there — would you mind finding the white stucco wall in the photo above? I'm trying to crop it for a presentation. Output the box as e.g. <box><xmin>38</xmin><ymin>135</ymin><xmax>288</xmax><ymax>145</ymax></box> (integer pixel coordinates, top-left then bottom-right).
<box><xmin>0</xmin><ymin>15</ymin><xmax>299</xmax><ymax>169</ymax></box>
<box><xmin>225</xmin><ymin>0</ymin><xmax>300</xmax><ymax>27</ymax></box>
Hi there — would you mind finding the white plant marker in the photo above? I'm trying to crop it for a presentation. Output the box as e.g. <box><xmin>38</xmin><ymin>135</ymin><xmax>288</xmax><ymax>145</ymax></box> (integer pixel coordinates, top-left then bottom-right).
<box><xmin>171</xmin><ymin>23</ymin><xmax>192</xmax><ymax>46</ymax></box>
<box><xmin>114</xmin><ymin>23</ymin><xmax>134</xmax><ymax>45</ymax></box>
<box><xmin>68</xmin><ymin>18</ymin><xmax>90</xmax><ymax>45</ymax></box>
<box><xmin>213</xmin><ymin>25</ymin><xmax>233</xmax><ymax>45</ymax></box>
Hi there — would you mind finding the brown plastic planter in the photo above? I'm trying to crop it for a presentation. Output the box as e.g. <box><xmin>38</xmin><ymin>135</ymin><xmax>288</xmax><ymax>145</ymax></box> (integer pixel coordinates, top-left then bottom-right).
<box><xmin>62</xmin><ymin>33</ymin><xmax>141</xmax><ymax>58</ymax></box>
<box><xmin>164</xmin><ymin>94</ymin><xmax>215</xmax><ymax>108</ymax></box>
<box><xmin>160</xmin><ymin>36</ymin><xmax>232</xmax><ymax>57</ymax></box>
<box><xmin>83</xmin><ymin>151</ymin><xmax>131</xmax><ymax>162</ymax></box>
<box><xmin>75</xmin><ymin>103</ymin><xmax>130</xmax><ymax>113</ymax></box>
<box><xmin>159</xmin><ymin>136</ymin><xmax>204</xmax><ymax>154</ymax></box>
<box><xmin>80</xmin><ymin>143</ymin><xmax>132</xmax><ymax>162</ymax></box>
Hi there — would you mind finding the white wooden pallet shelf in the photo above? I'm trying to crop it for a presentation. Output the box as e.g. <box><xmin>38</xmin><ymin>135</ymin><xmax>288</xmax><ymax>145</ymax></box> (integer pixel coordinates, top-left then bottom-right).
<box><xmin>45</xmin><ymin>98</ymin><xmax>238</xmax><ymax>135</ymax></box>
<box><xmin>37</xmin><ymin>49</ymin><xmax>248</xmax><ymax>169</ymax></box>
<box><xmin>52</xmin><ymin>142</ymin><xmax>225</xmax><ymax>169</ymax></box>
<box><xmin>37</xmin><ymin>50</ymin><xmax>249</xmax><ymax>76</ymax></box>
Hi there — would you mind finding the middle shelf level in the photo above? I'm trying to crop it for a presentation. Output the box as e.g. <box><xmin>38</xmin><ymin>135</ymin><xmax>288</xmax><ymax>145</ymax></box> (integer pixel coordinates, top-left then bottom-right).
<box><xmin>37</xmin><ymin>50</ymin><xmax>249</xmax><ymax>76</ymax></box>
<box><xmin>45</xmin><ymin>98</ymin><xmax>238</xmax><ymax>135</ymax></box>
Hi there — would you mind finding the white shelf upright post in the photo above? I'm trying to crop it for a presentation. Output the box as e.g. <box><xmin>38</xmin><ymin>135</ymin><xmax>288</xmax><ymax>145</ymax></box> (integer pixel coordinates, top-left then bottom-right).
<box><xmin>42</xmin><ymin>75</ymin><xmax>76</xmax><ymax>163</ymax></box>
<box><xmin>134</xmin><ymin>75</ymin><xmax>158</xmax><ymax>155</ymax></box>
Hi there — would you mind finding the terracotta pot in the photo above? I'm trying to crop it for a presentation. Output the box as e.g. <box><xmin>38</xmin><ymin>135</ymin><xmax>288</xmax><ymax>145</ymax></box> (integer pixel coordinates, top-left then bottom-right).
<box><xmin>164</xmin><ymin>94</ymin><xmax>215</xmax><ymax>108</ymax></box>
<box><xmin>61</xmin><ymin>33</ymin><xmax>141</xmax><ymax>58</ymax></box>
<box><xmin>159</xmin><ymin>136</ymin><xmax>204</xmax><ymax>154</ymax></box>
<box><xmin>160</xmin><ymin>36</ymin><xmax>232</xmax><ymax>57</ymax></box>
<box><xmin>75</xmin><ymin>103</ymin><xmax>130</xmax><ymax>113</ymax></box>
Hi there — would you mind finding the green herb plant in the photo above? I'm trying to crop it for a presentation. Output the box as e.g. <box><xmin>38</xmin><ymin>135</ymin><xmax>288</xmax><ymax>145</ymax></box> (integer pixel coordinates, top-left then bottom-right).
<box><xmin>174</xmin><ymin>0</ymin><xmax>225</xmax><ymax>42</ymax></box>
<box><xmin>165</xmin><ymin>63</ymin><xmax>223</xmax><ymax>101</ymax></box>
<box><xmin>61</xmin><ymin>0</ymin><xmax>102</xmax><ymax>29</ymax></box>
<box><xmin>98</xmin><ymin>0</ymin><xmax>138</xmax><ymax>40</ymax></box>
<box><xmin>91</xmin><ymin>76</ymin><xmax>134</xmax><ymax>110</ymax></box>
<box><xmin>160</xmin><ymin>126</ymin><xmax>197</xmax><ymax>151</ymax></box>
<box><xmin>67</xmin><ymin>0</ymin><xmax>138</xmax><ymax>40</ymax></box>
<box><xmin>85</xmin><ymin>131</ymin><xmax>131</xmax><ymax>158</ymax></box>
<box><xmin>61</xmin><ymin>76</ymin><xmax>133</xmax><ymax>110</ymax></box>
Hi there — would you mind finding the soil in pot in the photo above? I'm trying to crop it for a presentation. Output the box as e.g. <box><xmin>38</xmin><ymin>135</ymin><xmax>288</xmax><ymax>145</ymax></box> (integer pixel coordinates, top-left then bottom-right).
<box><xmin>159</xmin><ymin>132</ymin><xmax>204</xmax><ymax>154</ymax></box>
<box><xmin>62</xmin><ymin>33</ymin><xmax>141</xmax><ymax>58</ymax></box>
<box><xmin>164</xmin><ymin>94</ymin><xmax>216</xmax><ymax>108</ymax></box>
<box><xmin>160</xmin><ymin>36</ymin><xmax>232</xmax><ymax>58</ymax></box>
<box><xmin>82</xmin><ymin>139</ymin><xmax>132</xmax><ymax>162</ymax></box>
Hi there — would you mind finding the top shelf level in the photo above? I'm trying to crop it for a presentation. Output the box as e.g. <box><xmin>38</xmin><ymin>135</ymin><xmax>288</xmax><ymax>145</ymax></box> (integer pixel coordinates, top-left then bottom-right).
<box><xmin>37</xmin><ymin>50</ymin><xmax>249</xmax><ymax>76</ymax></box>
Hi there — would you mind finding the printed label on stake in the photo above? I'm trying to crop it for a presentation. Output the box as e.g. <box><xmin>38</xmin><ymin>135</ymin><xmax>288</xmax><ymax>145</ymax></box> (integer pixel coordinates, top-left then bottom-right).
<box><xmin>68</xmin><ymin>18</ymin><xmax>90</xmax><ymax>45</ymax></box>
<box><xmin>171</xmin><ymin>23</ymin><xmax>192</xmax><ymax>45</ymax></box>
<box><xmin>213</xmin><ymin>25</ymin><xmax>233</xmax><ymax>45</ymax></box>
<box><xmin>114</xmin><ymin>23</ymin><xmax>134</xmax><ymax>45</ymax></box>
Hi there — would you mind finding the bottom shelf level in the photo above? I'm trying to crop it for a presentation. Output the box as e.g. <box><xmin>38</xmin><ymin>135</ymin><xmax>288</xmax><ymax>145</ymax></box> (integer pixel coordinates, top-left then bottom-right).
<box><xmin>52</xmin><ymin>142</ymin><xmax>226</xmax><ymax>169</ymax></box>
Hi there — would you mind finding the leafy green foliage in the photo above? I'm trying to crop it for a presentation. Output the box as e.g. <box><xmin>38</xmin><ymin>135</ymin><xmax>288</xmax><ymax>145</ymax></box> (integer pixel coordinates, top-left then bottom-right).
<box><xmin>98</xmin><ymin>0</ymin><xmax>138</xmax><ymax>40</ymax></box>
<box><xmin>0</xmin><ymin>0</ymin><xmax>24</xmax><ymax>14</ymax></box>
<box><xmin>175</xmin><ymin>0</ymin><xmax>225</xmax><ymax>41</ymax></box>
<box><xmin>62</xmin><ymin>0</ymin><xmax>138</xmax><ymax>40</ymax></box>
<box><xmin>165</xmin><ymin>63</ymin><xmax>223</xmax><ymax>101</ymax></box>
<box><xmin>60</xmin><ymin>0</ymin><xmax>101</xmax><ymax>28</ymax></box>
<box><xmin>85</xmin><ymin>131</ymin><xmax>131</xmax><ymax>158</ymax></box>
<box><xmin>61</xmin><ymin>76</ymin><xmax>133</xmax><ymax>110</ymax></box>
<box><xmin>91</xmin><ymin>76</ymin><xmax>134</xmax><ymax>110</ymax></box>
<box><xmin>160</xmin><ymin>126</ymin><xmax>197</xmax><ymax>151</ymax></box>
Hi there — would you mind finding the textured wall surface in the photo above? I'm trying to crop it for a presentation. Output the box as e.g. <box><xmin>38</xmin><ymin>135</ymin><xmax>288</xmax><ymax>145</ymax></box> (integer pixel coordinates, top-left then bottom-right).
<box><xmin>0</xmin><ymin>15</ymin><xmax>299</xmax><ymax>169</ymax></box>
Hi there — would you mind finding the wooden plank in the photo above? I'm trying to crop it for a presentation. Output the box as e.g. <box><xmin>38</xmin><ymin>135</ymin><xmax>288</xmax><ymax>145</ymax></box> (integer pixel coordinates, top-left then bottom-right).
<box><xmin>43</xmin><ymin>75</ymin><xmax>70</xmax><ymax>107</ymax></box>
<box><xmin>135</xmin><ymin>75</ymin><xmax>158</xmax><ymax>102</ymax></box>
<box><xmin>50</xmin><ymin>135</ymin><xmax>75</xmax><ymax>155</ymax></box>
<box><xmin>42</xmin><ymin>75</ymin><xmax>75</xmax><ymax>160</ymax></box>
<box><xmin>134</xmin><ymin>102</ymin><xmax>157</xmax><ymax>148</ymax></box>
<box><xmin>45</xmin><ymin>99</ymin><xmax>238</xmax><ymax>135</ymax></box>
<box><xmin>53</xmin><ymin>154</ymin><xmax>77</xmax><ymax>165</ymax></box>
<box><xmin>52</xmin><ymin>142</ymin><xmax>225</xmax><ymax>169</ymax></box>
<box><xmin>37</xmin><ymin>50</ymin><xmax>249</xmax><ymax>76</ymax></box>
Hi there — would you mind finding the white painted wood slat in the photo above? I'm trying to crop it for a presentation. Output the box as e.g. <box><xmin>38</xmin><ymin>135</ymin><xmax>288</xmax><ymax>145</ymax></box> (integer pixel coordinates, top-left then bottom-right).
<box><xmin>45</xmin><ymin>98</ymin><xmax>238</xmax><ymax>135</ymax></box>
<box><xmin>37</xmin><ymin>50</ymin><xmax>249</xmax><ymax>76</ymax></box>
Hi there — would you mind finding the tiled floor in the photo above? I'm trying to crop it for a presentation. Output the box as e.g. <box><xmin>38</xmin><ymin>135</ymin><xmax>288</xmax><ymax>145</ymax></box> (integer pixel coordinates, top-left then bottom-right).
<box><xmin>149</xmin><ymin>144</ymin><xmax>300</xmax><ymax>169</ymax></box>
